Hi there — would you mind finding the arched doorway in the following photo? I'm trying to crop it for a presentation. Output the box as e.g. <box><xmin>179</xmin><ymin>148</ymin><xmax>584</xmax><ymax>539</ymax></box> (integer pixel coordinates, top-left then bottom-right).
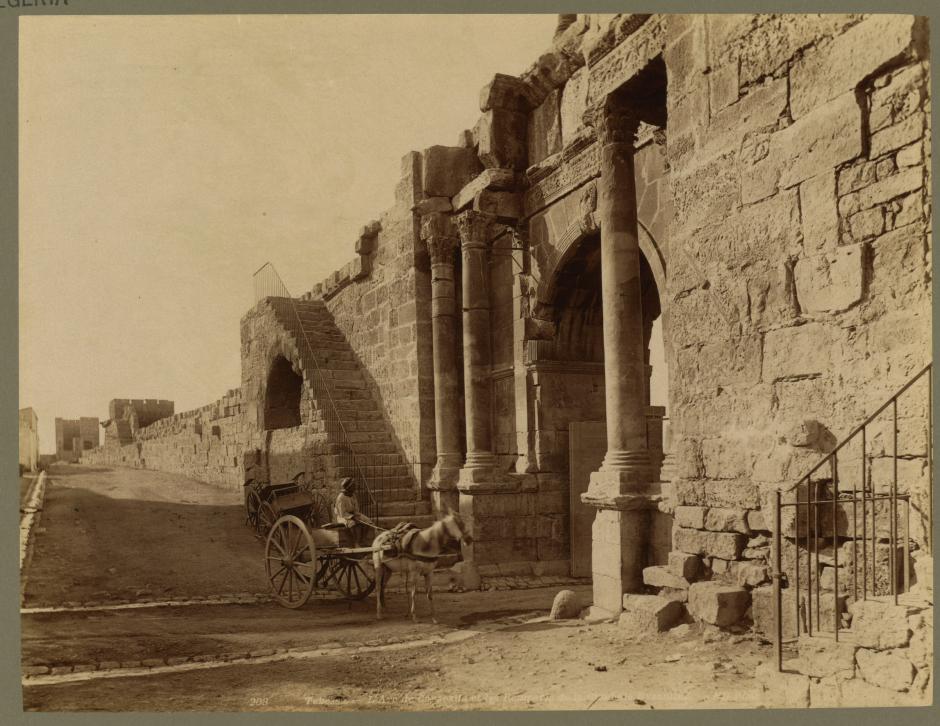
<box><xmin>537</xmin><ymin>229</ymin><xmax>670</xmax><ymax>575</ymax></box>
<box><xmin>264</xmin><ymin>355</ymin><xmax>303</xmax><ymax>430</ymax></box>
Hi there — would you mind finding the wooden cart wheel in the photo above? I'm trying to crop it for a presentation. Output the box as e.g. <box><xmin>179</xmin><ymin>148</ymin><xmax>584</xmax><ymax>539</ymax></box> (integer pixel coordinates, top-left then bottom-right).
<box><xmin>257</xmin><ymin>501</ymin><xmax>278</xmax><ymax>536</ymax></box>
<box><xmin>245</xmin><ymin>487</ymin><xmax>262</xmax><ymax>530</ymax></box>
<box><xmin>330</xmin><ymin>555</ymin><xmax>376</xmax><ymax>600</ymax></box>
<box><xmin>265</xmin><ymin>515</ymin><xmax>317</xmax><ymax>609</ymax></box>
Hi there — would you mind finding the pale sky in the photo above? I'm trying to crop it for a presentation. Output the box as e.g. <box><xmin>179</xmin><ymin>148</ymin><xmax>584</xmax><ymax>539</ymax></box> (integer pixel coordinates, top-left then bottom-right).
<box><xmin>19</xmin><ymin>14</ymin><xmax>560</xmax><ymax>452</ymax></box>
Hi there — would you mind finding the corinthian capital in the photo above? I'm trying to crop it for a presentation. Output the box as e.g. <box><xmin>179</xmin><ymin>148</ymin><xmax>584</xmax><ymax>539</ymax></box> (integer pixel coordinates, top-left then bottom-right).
<box><xmin>454</xmin><ymin>210</ymin><xmax>496</xmax><ymax>250</ymax></box>
<box><xmin>420</xmin><ymin>213</ymin><xmax>459</xmax><ymax>265</ymax></box>
<box><xmin>585</xmin><ymin>93</ymin><xmax>642</xmax><ymax>147</ymax></box>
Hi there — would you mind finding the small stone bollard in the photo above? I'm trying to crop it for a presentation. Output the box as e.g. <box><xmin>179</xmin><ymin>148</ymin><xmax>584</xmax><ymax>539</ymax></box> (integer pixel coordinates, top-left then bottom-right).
<box><xmin>549</xmin><ymin>589</ymin><xmax>581</xmax><ymax>620</ymax></box>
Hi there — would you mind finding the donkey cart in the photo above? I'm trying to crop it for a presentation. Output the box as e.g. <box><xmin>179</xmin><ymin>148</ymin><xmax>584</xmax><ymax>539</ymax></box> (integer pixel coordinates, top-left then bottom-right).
<box><xmin>264</xmin><ymin>515</ymin><xmax>377</xmax><ymax>608</ymax></box>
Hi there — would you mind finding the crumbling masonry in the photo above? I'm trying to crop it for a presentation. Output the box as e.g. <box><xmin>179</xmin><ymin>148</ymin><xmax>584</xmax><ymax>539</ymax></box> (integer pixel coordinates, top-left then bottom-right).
<box><xmin>83</xmin><ymin>14</ymin><xmax>933</xmax><ymax>700</ymax></box>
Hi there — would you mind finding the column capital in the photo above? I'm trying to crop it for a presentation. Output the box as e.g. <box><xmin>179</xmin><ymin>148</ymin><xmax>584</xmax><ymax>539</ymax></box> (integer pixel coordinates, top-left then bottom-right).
<box><xmin>454</xmin><ymin>210</ymin><xmax>497</xmax><ymax>250</ymax></box>
<box><xmin>420</xmin><ymin>213</ymin><xmax>460</xmax><ymax>265</ymax></box>
<box><xmin>585</xmin><ymin>94</ymin><xmax>642</xmax><ymax>147</ymax></box>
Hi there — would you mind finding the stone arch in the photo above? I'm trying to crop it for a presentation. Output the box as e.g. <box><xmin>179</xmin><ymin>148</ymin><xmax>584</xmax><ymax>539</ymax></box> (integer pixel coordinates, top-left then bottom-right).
<box><xmin>263</xmin><ymin>354</ymin><xmax>303</xmax><ymax>430</ymax></box>
<box><xmin>537</xmin><ymin>216</ymin><xmax>667</xmax><ymax>312</ymax></box>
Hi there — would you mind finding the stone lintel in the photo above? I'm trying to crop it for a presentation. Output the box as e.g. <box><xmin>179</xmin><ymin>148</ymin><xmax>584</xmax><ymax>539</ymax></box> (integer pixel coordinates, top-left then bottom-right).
<box><xmin>452</xmin><ymin>168</ymin><xmax>518</xmax><ymax>211</ymax></box>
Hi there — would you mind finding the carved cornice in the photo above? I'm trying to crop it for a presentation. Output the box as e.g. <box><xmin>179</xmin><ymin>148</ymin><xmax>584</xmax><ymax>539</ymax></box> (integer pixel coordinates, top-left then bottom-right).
<box><xmin>454</xmin><ymin>210</ymin><xmax>497</xmax><ymax>250</ymax></box>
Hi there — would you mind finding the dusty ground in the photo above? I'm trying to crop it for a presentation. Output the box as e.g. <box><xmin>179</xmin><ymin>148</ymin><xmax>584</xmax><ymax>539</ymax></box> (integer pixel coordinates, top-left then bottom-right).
<box><xmin>21</xmin><ymin>464</ymin><xmax>769</xmax><ymax>712</ymax></box>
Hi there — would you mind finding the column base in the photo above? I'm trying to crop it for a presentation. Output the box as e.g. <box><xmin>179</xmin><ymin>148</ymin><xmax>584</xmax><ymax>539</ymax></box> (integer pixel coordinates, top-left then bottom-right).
<box><xmin>456</xmin><ymin>463</ymin><xmax>514</xmax><ymax>493</ymax></box>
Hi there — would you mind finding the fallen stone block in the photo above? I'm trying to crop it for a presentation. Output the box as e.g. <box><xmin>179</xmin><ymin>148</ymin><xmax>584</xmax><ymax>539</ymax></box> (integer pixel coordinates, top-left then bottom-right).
<box><xmin>642</xmin><ymin>565</ymin><xmax>690</xmax><ymax>590</ymax></box>
<box><xmin>549</xmin><ymin>589</ymin><xmax>582</xmax><ymax>620</ymax></box>
<box><xmin>856</xmin><ymin>647</ymin><xmax>916</xmax><ymax>692</ymax></box>
<box><xmin>668</xmin><ymin>551</ymin><xmax>702</xmax><ymax>580</ymax></box>
<box><xmin>619</xmin><ymin>594</ymin><xmax>684</xmax><ymax>634</ymax></box>
<box><xmin>687</xmin><ymin>582</ymin><xmax>750</xmax><ymax>627</ymax></box>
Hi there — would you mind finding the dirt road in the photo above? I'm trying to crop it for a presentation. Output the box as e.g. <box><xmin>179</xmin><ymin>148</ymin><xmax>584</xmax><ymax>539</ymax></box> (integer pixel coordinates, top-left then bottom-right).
<box><xmin>22</xmin><ymin>464</ymin><xmax>769</xmax><ymax>711</ymax></box>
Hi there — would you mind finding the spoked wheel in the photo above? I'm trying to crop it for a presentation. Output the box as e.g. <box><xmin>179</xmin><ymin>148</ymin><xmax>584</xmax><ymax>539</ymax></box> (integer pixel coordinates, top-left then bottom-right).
<box><xmin>328</xmin><ymin>555</ymin><xmax>376</xmax><ymax>601</ymax></box>
<box><xmin>257</xmin><ymin>501</ymin><xmax>278</xmax><ymax>536</ymax></box>
<box><xmin>245</xmin><ymin>487</ymin><xmax>262</xmax><ymax>530</ymax></box>
<box><xmin>304</xmin><ymin>492</ymin><xmax>332</xmax><ymax>529</ymax></box>
<box><xmin>265</xmin><ymin>515</ymin><xmax>317</xmax><ymax>609</ymax></box>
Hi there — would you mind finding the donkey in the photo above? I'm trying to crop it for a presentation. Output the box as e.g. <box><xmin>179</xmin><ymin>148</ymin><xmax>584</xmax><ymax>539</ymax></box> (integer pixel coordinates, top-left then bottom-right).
<box><xmin>373</xmin><ymin>511</ymin><xmax>473</xmax><ymax>623</ymax></box>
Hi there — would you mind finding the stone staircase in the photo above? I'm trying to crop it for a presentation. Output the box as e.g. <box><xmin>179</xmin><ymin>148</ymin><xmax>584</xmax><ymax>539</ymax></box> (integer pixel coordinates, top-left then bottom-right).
<box><xmin>265</xmin><ymin>297</ymin><xmax>435</xmax><ymax>530</ymax></box>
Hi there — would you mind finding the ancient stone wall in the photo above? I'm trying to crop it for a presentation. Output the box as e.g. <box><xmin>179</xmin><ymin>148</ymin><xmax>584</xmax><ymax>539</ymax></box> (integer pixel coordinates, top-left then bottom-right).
<box><xmin>664</xmin><ymin>14</ymin><xmax>931</xmax><ymax>584</ymax></box>
<box><xmin>83</xmin><ymin>389</ymin><xmax>247</xmax><ymax>488</ymax></box>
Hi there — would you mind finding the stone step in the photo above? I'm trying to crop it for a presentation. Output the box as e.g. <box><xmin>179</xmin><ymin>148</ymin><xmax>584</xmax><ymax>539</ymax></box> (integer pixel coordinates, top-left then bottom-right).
<box><xmin>344</xmin><ymin>431</ymin><xmax>392</xmax><ymax>444</ymax></box>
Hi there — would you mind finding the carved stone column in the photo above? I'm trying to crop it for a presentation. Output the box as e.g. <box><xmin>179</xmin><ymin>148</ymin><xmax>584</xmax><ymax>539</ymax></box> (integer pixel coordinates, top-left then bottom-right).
<box><xmin>581</xmin><ymin>93</ymin><xmax>660</xmax><ymax>614</ymax></box>
<box><xmin>421</xmin><ymin>213</ymin><xmax>463</xmax><ymax>512</ymax></box>
<box><xmin>454</xmin><ymin>210</ymin><xmax>501</xmax><ymax>487</ymax></box>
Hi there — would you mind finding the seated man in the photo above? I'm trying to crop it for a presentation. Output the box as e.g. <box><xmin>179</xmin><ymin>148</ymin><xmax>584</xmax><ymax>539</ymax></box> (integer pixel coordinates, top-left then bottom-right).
<box><xmin>334</xmin><ymin>477</ymin><xmax>373</xmax><ymax>546</ymax></box>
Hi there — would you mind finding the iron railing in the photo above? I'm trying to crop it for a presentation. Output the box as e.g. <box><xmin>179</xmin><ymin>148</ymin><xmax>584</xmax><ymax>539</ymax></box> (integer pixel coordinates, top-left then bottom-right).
<box><xmin>773</xmin><ymin>363</ymin><xmax>933</xmax><ymax>671</ymax></box>
<box><xmin>251</xmin><ymin>262</ymin><xmax>416</xmax><ymax>523</ymax></box>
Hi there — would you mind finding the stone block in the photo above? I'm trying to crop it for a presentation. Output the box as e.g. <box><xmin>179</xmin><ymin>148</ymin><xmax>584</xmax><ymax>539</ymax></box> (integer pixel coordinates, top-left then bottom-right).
<box><xmin>668</xmin><ymin>551</ymin><xmax>701</xmax><ymax>580</ymax></box>
<box><xmin>755</xmin><ymin>661</ymin><xmax>810</xmax><ymax>708</ymax></box>
<box><xmin>870</xmin><ymin>64</ymin><xmax>926</xmax><ymax>133</ymax></box>
<box><xmin>800</xmin><ymin>171</ymin><xmax>839</xmax><ymax>255</ymax></box>
<box><xmin>796</xmin><ymin>635</ymin><xmax>857</xmax><ymax>679</ymax></box>
<box><xmin>659</xmin><ymin>587</ymin><xmax>689</xmax><ymax>604</ymax></box>
<box><xmin>793</xmin><ymin>244</ymin><xmax>865</xmax><ymax>314</ymax></box>
<box><xmin>708</xmin><ymin>61</ymin><xmax>738</xmax><ymax>115</ymax></box>
<box><xmin>674</xmin><ymin>505</ymin><xmax>705</xmax><ymax>529</ymax></box>
<box><xmin>687</xmin><ymin>582</ymin><xmax>750</xmax><ymax>627</ymax></box>
<box><xmin>642</xmin><ymin>565</ymin><xmax>689</xmax><ymax>590</ymax></box>
<box><xmin>751</xmin><ymin>585</ymin><xmax>798</xmax><ymax>638</ymax></box>
<box><xmin>745</xmin><ymin>92</ymin><xmax>862</xmax><ymax>201</ymax></box>
<box><xmin>674</xmin><ymin>527</ymin><xmax>746</xmax><ymax>560</ymax></box>
<box><xmin>473</xmin><ymin>190</ymin><xmax>522</xmax><ymax>221</ymax></box>
<box><xmin>527</xmin><ymin>89</ymin><xmax>562</xmax><ymax>167</ymax></box>
<box><xmin>790</xmin><ymin>15</ymin><xmax>917</xmax><ymax>119</ymax></box>
<box><xmin>451</xmin><ymin>168</ymin><xmax>517</xmax><ymax>211</ymax></box>
<box><xmin>848</xmin><ymin>599</ymin><xmax>912</xmax><ymax>650</ymax></box>
<box><xmin>549</xmin><ymin>589</ymin><xmax>582</xmax><ymax>619</ymax></box>
<box><xmin>413</xmin><ymin>196</ymin><xmax>453</xmax><ymax>216</ymax></box>
<box><xmin>870</xmin><ymin>113</ymin><xmax>925</xmax><ymax>158</ymax></box>
<box><xmin>479</xmin><ymin>73</ymin><xmax>530</xmax><ymax>112</ymax></box>
<box><xmin>474</xmin><ymin>108</ymin><xmax>528</xmax><ymax>170</ymax></box>
<box><xmin>730</xmin><ymin>561</ymin><xmax>769</xmax><ymax>588</ymax></box>
<box><xmin>619</xmin><ymin>594</ymin><xmax>684</xmax><ymax>634</ymax></box>
<box><xmin>559</xmin><ymin>66</ymin><xmax>588</xmax><ymax>146</ymax></box>
<box><xmin>704</xmin><ymin>479</ymin><xmax>762</xmax><ymax>509</ymax></box>
<box><xmin>746</xmin><ymin>509</ymin><xmax>767</xmax><ymax>532</ymax></box>
<box><xmin>704</xmin><ymin>507</ymin><xmax>750</xmax><ymax>534</ymax></box>
<box><xmin>847</xmin><ymin>207</ymin><xmax>884</xmax><ymax>242</ymax></box>
<box><xmin>422</xmin><ymin>145</ymin><xmax>482</xmax><ymax>198</ymax></box>
<box><xmin>855</xmin><ymin>648</ymin><xmax>916</xmax><ymax>692</ymax></box>
<box><xmin>840</xmin><ymin>166</ymin><xmax>923</xmax><ymax>215</ymax></box>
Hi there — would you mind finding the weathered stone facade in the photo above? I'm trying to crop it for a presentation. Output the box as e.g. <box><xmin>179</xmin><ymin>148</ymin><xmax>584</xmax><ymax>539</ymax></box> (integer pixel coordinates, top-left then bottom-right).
<box><xmin>83</xmin><ymin>15</ymin><xmax>931</xmax><ymax>636</ymax></box>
